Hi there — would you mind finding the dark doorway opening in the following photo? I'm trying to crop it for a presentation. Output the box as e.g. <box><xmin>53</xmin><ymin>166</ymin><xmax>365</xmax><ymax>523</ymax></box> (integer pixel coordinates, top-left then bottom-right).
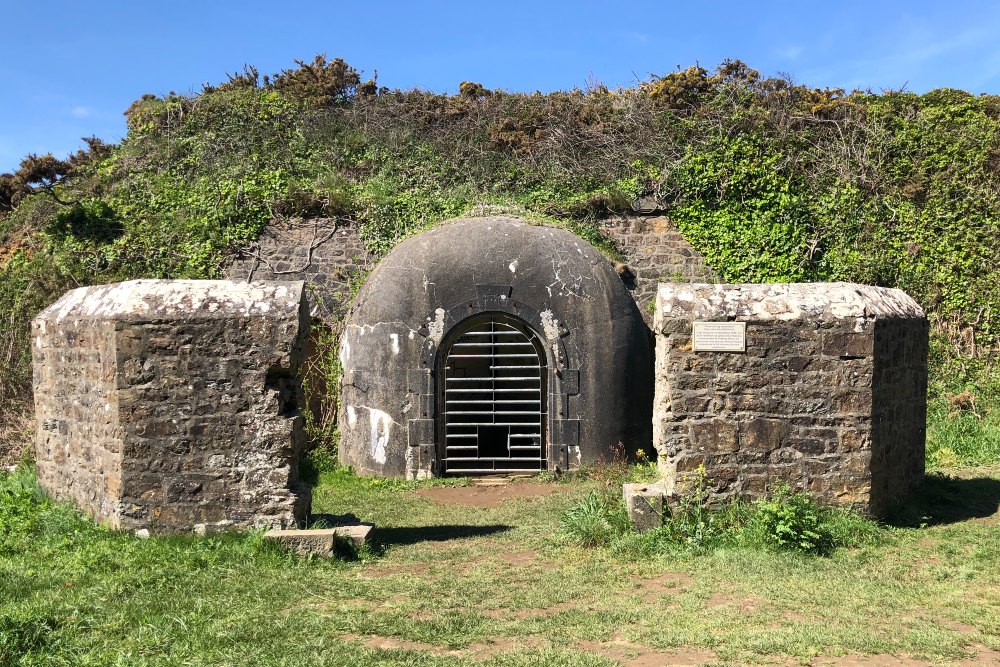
<box><xmin>439</xmin><ymin>313</ymin><xmax>547</xmax><ymax>474</ymax></box>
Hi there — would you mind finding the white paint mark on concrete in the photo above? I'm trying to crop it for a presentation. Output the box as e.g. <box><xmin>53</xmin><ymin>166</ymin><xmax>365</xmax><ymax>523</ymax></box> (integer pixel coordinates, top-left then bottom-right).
<box><xmin>368</xmin><ymin>408</ymin><xmax>392</xmax><ymax>464</ymax></box>
<box><xmin>347</xmin><ymin>405</ymin><xmax>357</xmax><ymax>426</ymax></box>
<box><xmin>509</xmin><ymin>259</ymin><xmax>519</xmax><ymax>273</ymax></box>
<box><xmin>540</xmin><ymin>309</ymin><xmax>560</xmax><ymax>341</ymax></box>
<box><xmin>389</xmin><ymin>333</ymin><xmax>400</xmax><ymax>355</ymax></box>
<box><xmin>428</xmin><ymin>307</ymin><xmax>446</xmax><ymax>344</ymax></box>
<box><xmin>339</xmin><ymin>336</ymin><xmax>351</xmax><ymax>366</ymax></box>
<box><xmin>405</xmin><ymin>446</ymin><xmax>414</xmax><ymax>480</ymax></box>
<box><xmin>569</xmin><ymin>445</ymin><xmax>582</xmax><ymax>467</ymax></box>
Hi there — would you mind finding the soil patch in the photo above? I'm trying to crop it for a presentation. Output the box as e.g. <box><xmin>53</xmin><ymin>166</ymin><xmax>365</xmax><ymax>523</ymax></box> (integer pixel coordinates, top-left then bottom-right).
<box><xmin>483</xmin><ymin>599</ymin><xmax>581</xmax><ymax>620</ymax></box>
<box><xmin>502</xmin><ymin>549</ymin><xmax>538</xmax><ymax>566</ymax></box>
<box><xmin>466</xmin><ymin>636</ymin><xmax>543</xmax><ymax>655</ymax></box>
<box><xmin>577</xmin><ymin>638</ymin><xmax>718</xmax><ymax>666</ymax></box>
<box><xmin>415</xmin><ymin>483</ymin><xmax>569</xmax><ymax>508</ymax></box>
<box><xmin>639</xmin><ymin>572</ymin><xmax>692</xmax><ymax>604</ymax></box>
<box><xmin>357</xmin><ymin>634</ymin><xmax>455</xmax><ymax>655</ymax></box>
<box><xmin>810</xmin><ymin>645</ymin><xmax>1000</xmax><ymax>666</ymax></box>
<box><xmin>359</xmin><ymin>562</ymin><xmax>431</xmax><ymax>578</ymax></box>
<box><xmin>940</xmin><ymin>619</ymin><xmax>978</xmax><ymax>634</ymax></box>
<box><xmin>705</xmin><ymin>592</ymin><xmax>760</xmax><ymax>612</ymax></box>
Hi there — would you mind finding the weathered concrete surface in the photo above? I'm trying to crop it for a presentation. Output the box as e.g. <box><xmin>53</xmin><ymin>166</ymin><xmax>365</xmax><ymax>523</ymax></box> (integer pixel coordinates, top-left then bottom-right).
<box><xmin>338</xmin><ymin>216</ymin><xmax>653</xmax><ymax>478</ymax></box>
<box><xmin>653</xmin><ymin>282</ymin><xmax>928</xmax><ymax>516</ymax></box>
<box><xmin>330</xmin><ymin>524</ymin><xmax>374</xmax><ymax>548</ymax></box>
<box><xmin>32</xmin><ymin>279</ymin><xmax>311</xmax><ymax>532</ymax></box>
<box><xmin>623</xmin><ymin>482</ymin><xmax>667</xmax><ymax>532</ymax></box>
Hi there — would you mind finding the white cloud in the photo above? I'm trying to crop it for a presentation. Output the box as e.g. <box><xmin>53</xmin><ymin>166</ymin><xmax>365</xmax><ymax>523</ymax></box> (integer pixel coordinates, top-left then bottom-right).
<box><xmin>776</xmin><ymin>45</ymin><xmax>804</xmax><ymax>61</ymax></box>
<box><xmin>797</xmin><ymin>11</ymin><xmax>1000</xmax><ymax>93</ymax></box>
<box><xmin>70</xmin><ymin>106</ymin><xmax>90</xmax><ymax>118</ymax></box>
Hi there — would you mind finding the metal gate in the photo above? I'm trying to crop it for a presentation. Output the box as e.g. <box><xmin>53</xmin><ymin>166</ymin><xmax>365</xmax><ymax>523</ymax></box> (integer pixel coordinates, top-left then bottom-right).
<box><xmin>441</xmin><ymin>314</ymin><xmax>547</xmax><ymax>474</ymax></box>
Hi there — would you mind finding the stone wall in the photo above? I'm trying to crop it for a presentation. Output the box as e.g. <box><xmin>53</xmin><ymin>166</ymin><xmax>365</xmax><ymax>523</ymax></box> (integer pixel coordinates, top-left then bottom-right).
<box><xmin>32</xmin><ymin>280</ymin><xmax>311</xmax><ymax>532</ymax></box>
<box><xmin>32</xmin><ymin>317</ymin><xmax>120</xmax><ymax>520</ymax></box>
<box><xmin>599</xmin><ymin>216</ymin><xmax>717</xmax><ymax>324</ymax></box>
<box><xmin>224</xmin><ymin>215</ymin><xmax>714</xmax><ymax>328</ymax></box>
<box><xmin>652</xmin><ymin>283</ymin><xmax>927</xmax><ymax>516</ymax></box>
<box><xmin>225</xmin><ymin>218</ymin><xmax>372</xmax><ymax>322</ymax></box>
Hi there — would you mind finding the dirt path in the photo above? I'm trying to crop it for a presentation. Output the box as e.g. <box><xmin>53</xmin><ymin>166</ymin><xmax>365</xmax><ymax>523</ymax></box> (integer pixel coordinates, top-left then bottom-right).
<box><xmin>414</xmin><ymin>481</ymin><xmax>570</xmax><ymax>508</ymax></box>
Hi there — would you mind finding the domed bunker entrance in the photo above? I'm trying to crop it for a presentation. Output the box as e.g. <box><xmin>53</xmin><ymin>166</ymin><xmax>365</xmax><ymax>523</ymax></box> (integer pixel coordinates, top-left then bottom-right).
<box><xmin>440</xmin><ymin>313</ymin><xmax>548</xmax><ymax>474</ymax></box>
<box><xmin>338</xmin><ymin>216</ymin><xmax>653</xmax><ymax>479</ymax></box>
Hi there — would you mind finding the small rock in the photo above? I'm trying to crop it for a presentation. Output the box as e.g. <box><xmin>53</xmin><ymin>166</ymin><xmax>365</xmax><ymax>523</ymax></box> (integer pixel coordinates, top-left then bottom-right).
<box><xmin>192</xmin><ymin>520</ymin><xmax>234</xmax><ymax>536</ymax></box>
<box><xmin>135</xmin><ymin>529</ymin><xmax>150</xmax><ymax>539</ymax></box>
<box><xmin>623</xmin><ymin>482</ymin><xmax>667</xmax><ymax>533</ymax></box>
<box><xmin>471</xmin><ymin>477</ymin><xmax>509</xmax><ymax>487</ymax></box>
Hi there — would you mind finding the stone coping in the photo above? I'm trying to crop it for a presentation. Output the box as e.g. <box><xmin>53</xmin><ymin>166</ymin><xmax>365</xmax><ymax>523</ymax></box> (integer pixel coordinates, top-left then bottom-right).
<box><xmin>34</xmin><ymin>279</ymin><xmax>306</xmax><ymax>324</ymax></box>
<box><xmin>655</xmin><ymin>282</ymin><xmax>925</xmax><ymax>331</ymax></box>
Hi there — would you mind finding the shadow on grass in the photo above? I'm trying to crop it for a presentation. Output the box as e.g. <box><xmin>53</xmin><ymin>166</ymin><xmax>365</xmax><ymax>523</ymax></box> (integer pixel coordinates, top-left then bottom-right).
<box><xmin>373</xmin><ymin>524</ymin><xmax>513</xmax><ymax>549</ymax></box>
<box><xmin>887</xmin><ymin>472</ymin><xmax>1000</xmax><ymax>527</ymax></box>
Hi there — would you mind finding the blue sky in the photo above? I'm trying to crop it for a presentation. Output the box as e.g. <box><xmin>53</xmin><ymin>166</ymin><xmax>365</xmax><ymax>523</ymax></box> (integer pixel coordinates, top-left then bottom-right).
<box><xmin>2</xmin><ymin>0</ymin><xmax>1000</xmax><ymax>172</ymax></box>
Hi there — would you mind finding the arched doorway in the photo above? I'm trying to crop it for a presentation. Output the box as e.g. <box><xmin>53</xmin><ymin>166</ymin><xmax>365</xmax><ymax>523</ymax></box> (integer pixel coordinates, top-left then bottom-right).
<box><xmin>438</xmin><ymin>313</ymin><xmax>548</xmax><ymax>474</ymax></box>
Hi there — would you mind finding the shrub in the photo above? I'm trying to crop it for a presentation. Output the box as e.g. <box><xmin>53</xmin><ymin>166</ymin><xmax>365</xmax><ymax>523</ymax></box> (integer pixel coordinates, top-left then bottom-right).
<box><xmin>746</xmin><ymin>485</ymin><xmax>832</xmax><ymax>554</ymax></box>
<box><xmin>660</xmin><ymin>465</ymin><xmax>733</xmax><ymax>548</ymax></box>
<box><xmin>926</xmin><ymin>360</ymin><xmax>1000</xmax><ymax>467</ymax></box>
<box><xmin>566</xmin><ymin>469</ymin><xmax>884</xmax><ymax>557</ymax></box>
<box><xmin>561</xmin><ymin>491</ymin><xmax>630</xmax><ymax>548</ymax></box>
<box><xmin>2</xmin><ymin>53</ymin><xmax>1000</xmax><ymax>461</ymax></box>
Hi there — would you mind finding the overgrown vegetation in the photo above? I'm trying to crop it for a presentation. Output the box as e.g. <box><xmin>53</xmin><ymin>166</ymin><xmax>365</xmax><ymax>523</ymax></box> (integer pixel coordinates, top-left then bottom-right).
<box><xmin>561</xmin><ymin>467</ymin><xmax>883</xmax><ymax>557</ymax></box>
<box><xmin>1</xmin><ymin>55</ymin><xmax>999</xmax><ymax>462</ymax></box>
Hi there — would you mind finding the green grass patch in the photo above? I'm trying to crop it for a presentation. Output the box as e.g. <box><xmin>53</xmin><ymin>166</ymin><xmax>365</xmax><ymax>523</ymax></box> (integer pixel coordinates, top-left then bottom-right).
<box><xmin>562</xmin><ymin>477</ymin><xmax>884</xmax><ymax>558</ymax></box>
<box><xmin>3</xmin><ymin>461</ymin><xmax>1000</xmax><ymax>665</ymax></box>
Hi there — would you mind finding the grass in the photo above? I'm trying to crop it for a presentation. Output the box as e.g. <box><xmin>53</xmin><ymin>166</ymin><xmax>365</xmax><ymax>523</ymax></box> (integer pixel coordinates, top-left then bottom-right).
<box><xmin>926</xmin><ymin>362</ymin><xmax>1000</xmax><ymax>469</ymax></box>
<box><xmin>3</xmin><ymin>463</ymin><xmax>1000</xmax><ymax>666</ymax></box>
<box><xmin>927</xmin><ymin>397</ymin><xmax>1000</xmax><ymax>468</ymax></box>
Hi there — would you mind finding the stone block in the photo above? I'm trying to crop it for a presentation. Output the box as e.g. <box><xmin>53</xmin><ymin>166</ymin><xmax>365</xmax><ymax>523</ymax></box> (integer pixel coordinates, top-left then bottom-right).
<box><xmin>690</xmin><ymin>418</ymin><xmax>739</xmax><ymax>453</ymax></box>
<box><xmin>740</xmin><ymin>417</ymin><xmax>790</xmax><ymax>452</ymax></box>
<box><xmin>653</xmin><ymin>282</ymin><xmax>927</xmax><ymax>516</ymax></box>
<box><xmin>332</xmin><ymin>524</ymin><xmax>374</xmax><ymax>548</ymax></box>
<box><xmin>264</xmin><ymin>522</ymin><xmax>373</xmax><ymax>557</ymax></box>
<box><xmin>623</xmin><ymin>482</ymin><xmax>667</xmax><ymax>533</ymax></box>
<box><xmin>32</xmin><ymin>279</ymin><xmax>311</xmax><ymax>533</ymax></box>
<box><xmin>265</xmin><ymin>528</ymin><xmax>339</xmax><ymax>557</ymax></box>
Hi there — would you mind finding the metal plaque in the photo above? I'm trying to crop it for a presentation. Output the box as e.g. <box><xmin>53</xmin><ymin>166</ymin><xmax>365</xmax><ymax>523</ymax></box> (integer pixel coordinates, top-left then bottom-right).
<box><xmin>692</xmin><ymin>321</ymin><xmax>746</xmax><ymax>352</ymax></box>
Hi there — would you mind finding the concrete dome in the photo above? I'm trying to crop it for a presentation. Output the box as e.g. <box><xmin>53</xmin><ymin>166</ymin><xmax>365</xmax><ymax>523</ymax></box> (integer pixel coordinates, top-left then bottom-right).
<box><xmin>338</xmin><ymin>216</ymin><xmax>652</xmax><ymax>478</ymax></box>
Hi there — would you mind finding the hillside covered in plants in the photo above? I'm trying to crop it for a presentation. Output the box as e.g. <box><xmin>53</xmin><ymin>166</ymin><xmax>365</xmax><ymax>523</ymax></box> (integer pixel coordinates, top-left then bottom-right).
<box><xmin>2</xmin><ymin>55</ymin><xmax>998</xmax><ymax>463</ymax></box>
